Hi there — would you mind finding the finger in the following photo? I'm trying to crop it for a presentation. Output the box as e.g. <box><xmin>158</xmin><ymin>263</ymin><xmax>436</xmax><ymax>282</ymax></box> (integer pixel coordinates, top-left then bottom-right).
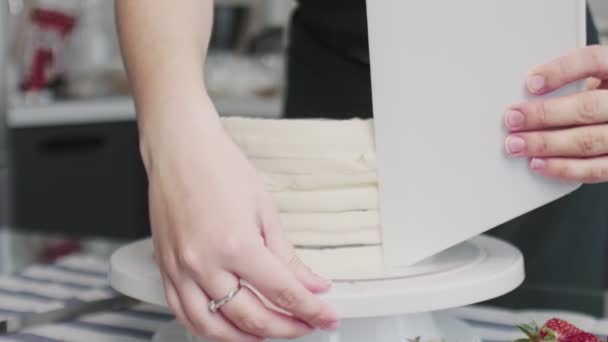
<box><xmin>281</xmin><ymin>247</ymin><xmax>332</xmax><ymax>294</ymax></box>
<box><xmin>526</xmin><ymin>45</ymin><xmax>608</xmax><ymax>94</ymax></box>
<box><xmin>587</xmin><ymin>77</ymin><xmax>603</xmax><ymax>90</ymax></box>
<box><xmin>505</xmin><ymin>125</ymin><xmax>608</xmax><ymax>158</ymax></box>
<box><xmin>258</xmin><ymin>193</ymin><xmax>332</xmax><ymax>293</ymax></box>
<box><xmin>231</xmin><ymin>244</ymin><xmax>340</xmax><ymax>331</ymax></box>
<box><xmin>176</xmin><ymin>276</ymin><xmax>260</xmax><ymax>342</ymax></box>
<box><xmin>153</xmin><ymin>198</ymin><xmax>202</xmax><ymax>336</ymax></box>
<box><xmin>199</xmin><ymin>270</ymin><xmax>312</xmax><ymax>339</ymax></box>
<box><xmin>504</xmin><ymin>90</ymin><xmax>608</xmax><ymax>131</ymax></box>
<box><xmin>529</xmin><ymin>156</ymin><xmax>608</xmax><ymax>184</ymax></box>
<box><xmin>267</xmin><ymin>235</ymin><xmax>331</xmax><ymax>294</ymax></box>
<box><xmin>163</xmin><ymin>277</ymin><xmax>197</xmax><ymax>334</ymax></box>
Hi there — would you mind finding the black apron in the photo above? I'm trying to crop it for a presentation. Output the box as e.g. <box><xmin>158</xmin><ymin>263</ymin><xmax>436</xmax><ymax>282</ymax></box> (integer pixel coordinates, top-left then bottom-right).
<box><xmin>285</xmin><ymin>0</ymin><xmax>607</xmax><ymax>316</ymax></box>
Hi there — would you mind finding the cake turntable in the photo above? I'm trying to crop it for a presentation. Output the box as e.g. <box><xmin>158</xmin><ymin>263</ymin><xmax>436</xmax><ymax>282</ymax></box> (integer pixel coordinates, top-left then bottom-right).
<box><xmin>110</xmin><ymin>234</ymin><xmax>524</xmax><ymax>341</ymax></box>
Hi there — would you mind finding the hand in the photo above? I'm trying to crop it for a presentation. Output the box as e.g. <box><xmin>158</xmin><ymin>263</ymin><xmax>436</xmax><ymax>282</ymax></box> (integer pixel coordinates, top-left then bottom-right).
<box><xmin>143</xmin><ymin>104</ymin><xmax>338</xmax><ymax>342</ymax></box>
<box><xmin>504</xmin><ymin>45</ymin><xmax>608</xmax><ymax>183</ymax></box>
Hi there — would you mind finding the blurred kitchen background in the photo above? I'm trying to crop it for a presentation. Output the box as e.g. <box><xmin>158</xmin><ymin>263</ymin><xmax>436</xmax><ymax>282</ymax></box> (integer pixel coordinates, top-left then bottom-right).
<box><xmin>0</xmin><ymin>0</ymin><xmax>607</xmax><ymax>309</ymax></box>
<box><xmin>0</xmin><ymin>0</ymin><xmax>294</xmax><ymax>273</ymax></box>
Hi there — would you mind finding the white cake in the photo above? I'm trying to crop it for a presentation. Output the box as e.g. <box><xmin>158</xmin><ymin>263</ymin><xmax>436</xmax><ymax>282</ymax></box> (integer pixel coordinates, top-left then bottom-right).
<box><xmin>221</xmin><ymin>117</ymin><xmax>414</xmax><ymax>280</ymax></box>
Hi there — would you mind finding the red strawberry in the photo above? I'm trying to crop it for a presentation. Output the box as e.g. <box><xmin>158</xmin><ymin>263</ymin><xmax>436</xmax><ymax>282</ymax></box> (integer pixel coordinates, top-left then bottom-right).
<box><xmin>541</xmin><ymin>318</ymin><xmax>584</xmax><ymax>340</ymax></box>
<box><xmin>562</xmin><ymin>332</ymin><xmax>602</xmax><ymax>342</ymax></box>
<box><xmin>516</xmin><ymin>318</ymin><xmax>600</xmax><ymax>342</ymax></box>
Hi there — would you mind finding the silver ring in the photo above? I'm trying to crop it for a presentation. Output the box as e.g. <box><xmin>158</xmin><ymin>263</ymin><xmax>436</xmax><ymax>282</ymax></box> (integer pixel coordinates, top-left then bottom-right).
<box><xmin>208</xmin><ymin>283</ymin><xmax>242</xmax><ymax>313</ymax></box>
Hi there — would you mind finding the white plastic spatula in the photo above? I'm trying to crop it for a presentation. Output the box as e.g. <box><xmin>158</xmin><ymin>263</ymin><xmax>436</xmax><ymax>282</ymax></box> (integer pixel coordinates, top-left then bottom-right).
<box><xmin>366</xmin><ymin>0</ymin><xmax>586</xmax><ymax>268</ymax></box>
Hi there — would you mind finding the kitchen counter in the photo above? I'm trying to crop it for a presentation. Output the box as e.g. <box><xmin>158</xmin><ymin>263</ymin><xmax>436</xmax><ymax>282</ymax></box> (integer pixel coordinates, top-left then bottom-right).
<box><xmin>7</xmin><ymin>95</ymin><xmax>283</xmax><ymax>128</ymax></box>
<box><xmin>1</xmin><ymin>252</ymin><xmax>608</xmax><ymax>341</ymax></box>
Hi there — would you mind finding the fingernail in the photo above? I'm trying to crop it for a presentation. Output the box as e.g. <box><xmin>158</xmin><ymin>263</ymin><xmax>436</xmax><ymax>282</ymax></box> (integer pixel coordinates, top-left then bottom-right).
<box><xmin>321</xmin><ymin>320</ymin><xmax>340</xmax><ymax>331</ymax></box>
<box><xmin>310</xmin><ymin>270</ymin><xmax>331</xmax><ymax>286</ymax></box>
<box><xmin>530</xmin><ymin>158</ymin><xmax>546</xmax><ymax>171</ymax></box>
<box><xmin>527</xmin><ymin>75</ymin><xmax>546</xmax><ymax>93</ymax></box>
<box><xmin>318</xmin><ymin>275</ymin><xmax>332</xmax><ymax>286</ymax></box>
<box><xmin>504</xmin><ymin>110</ymin><xmax>525</xmax><ymax>129</ymax></box>
<box><xmin>310</xmin><ymin>278</ymin><xmax>332</xmax><ymax>293</ymax></box>
<box><xmin>505</xmin><ymin>136</ymin><xmax>526</xmax><ymax>155</ymax></box>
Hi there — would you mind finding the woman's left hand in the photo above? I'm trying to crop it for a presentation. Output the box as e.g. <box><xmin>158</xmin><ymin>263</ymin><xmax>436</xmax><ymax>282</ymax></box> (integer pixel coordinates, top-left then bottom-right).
<box><xmin>504</xmin><ymin>45</ymin><xmax>608</xmax><ymax>183</ymax></box>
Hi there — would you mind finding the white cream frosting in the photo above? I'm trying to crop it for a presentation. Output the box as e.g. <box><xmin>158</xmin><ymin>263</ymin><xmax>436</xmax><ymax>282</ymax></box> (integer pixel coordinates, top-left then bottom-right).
<box><xmin>264</xmin><ymin>172</ymin><xmax>377</xmax><ymax>191</ymax></box>
<box><xmin>221</xmin><ymin>117</ymin><xmax>383</xmax><ymax>278</ymax></box>
<box><xmin>221</xmin><ymin>117</ymin><xmax>376</xmax><ymax>159</ymax></box>
<box><xmin>273</xmin><ymin>187</ymin><xmax>379</xmax><ymax>213</ymax></box>
<box><xmin>281</xmin><ymin>211</ymin><xmax>381</xmax><ymax>247</ymax></box>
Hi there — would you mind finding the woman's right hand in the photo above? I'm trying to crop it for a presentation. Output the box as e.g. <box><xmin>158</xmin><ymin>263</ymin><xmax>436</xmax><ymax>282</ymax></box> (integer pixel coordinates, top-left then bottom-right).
<box><xmin>142</xmin><ymin>100</ymin><xmax>339</xmax><ymax>342</ymax></box>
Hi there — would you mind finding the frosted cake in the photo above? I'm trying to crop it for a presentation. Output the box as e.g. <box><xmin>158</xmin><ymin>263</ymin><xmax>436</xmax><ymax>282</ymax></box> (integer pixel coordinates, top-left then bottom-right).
<box><xmin>222</xmin><ymin>117</ymin><xmax>434</xmax><ymax>280</ymax></box>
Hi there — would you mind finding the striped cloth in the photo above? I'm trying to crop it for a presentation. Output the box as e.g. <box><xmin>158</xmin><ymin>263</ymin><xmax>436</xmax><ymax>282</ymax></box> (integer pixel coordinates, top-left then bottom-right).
<box><xmin>0</xmin><ymin>254</ymin><xmax>174</xmax><ymax>342</ymax></box>
<box><xmin>0</xmin><ymin>253</ymin><xmax>607</xmax><ymax>342</ymax></box>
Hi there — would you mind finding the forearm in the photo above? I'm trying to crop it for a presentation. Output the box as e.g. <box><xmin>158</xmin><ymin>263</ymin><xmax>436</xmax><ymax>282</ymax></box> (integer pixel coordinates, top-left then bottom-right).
<box><xmin>115</xmin><ymin>0</ymin><xmax>221</xmax><ymax>168</ymax></box>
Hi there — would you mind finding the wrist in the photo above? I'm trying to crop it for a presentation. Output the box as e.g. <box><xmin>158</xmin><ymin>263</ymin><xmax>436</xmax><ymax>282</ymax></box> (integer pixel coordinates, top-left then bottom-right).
<box><xmin>137</xmin><ymin>94</ymin><xmax>226</xmax><ymax>174</ymax></box>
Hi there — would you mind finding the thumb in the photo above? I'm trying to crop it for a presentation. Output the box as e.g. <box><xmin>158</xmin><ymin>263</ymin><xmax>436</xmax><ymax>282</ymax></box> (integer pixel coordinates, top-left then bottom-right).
<box><xmin>258</xmin><ymin>194</ymin><xmax>332</xmax><ymax>293</ymax></box>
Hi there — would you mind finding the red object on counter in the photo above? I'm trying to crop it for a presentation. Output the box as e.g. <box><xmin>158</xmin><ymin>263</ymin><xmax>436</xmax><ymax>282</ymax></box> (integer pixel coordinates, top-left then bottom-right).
<box><xmin>40</xmin><ymin>240</ymin><xmax>82</xmax><ymax>263</ymax></box>
<box><xmin>21</xmin><ymin>7</ymin><xmax>76</xmax><ymax>92</ymax></box>
<box><xmin>30</xmin><ymin>8</ymin><xmax>76</xmax><ymax>37</ymax></box>
<box><xmin>22</xmin><ymin>48</ymin><xmax>53</xmax><ymax>92</ymax></box>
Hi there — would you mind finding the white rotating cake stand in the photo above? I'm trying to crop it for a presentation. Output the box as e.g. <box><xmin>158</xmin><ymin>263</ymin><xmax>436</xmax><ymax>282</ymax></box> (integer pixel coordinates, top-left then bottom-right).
<box><xmin>110</xmin><ymin>235</ymin><xmax>524</xmax><ymax>342</ymax></box>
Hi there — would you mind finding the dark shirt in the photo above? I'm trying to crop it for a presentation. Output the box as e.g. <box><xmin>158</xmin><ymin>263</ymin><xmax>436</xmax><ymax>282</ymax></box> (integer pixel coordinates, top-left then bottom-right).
<box><xmin>284</xmin><ymin>0</ymin><xmax>372</xmax><ymax>119</ymax></box>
